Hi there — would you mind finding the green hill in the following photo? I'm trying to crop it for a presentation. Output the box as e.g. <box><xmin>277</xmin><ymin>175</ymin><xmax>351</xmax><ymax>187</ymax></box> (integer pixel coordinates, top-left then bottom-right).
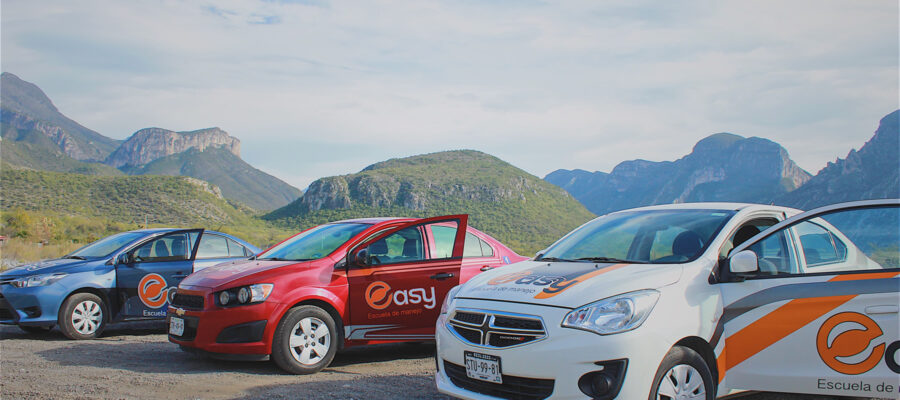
<box><xmin>120</xmin><ymin>146</ymin><xmax>301</xmax><ymax>211</ymax></box>
<box><xmin>266</xmin><ymin>150</ymin><xmax>596</xmax><ymax>255</ymax></box>
<box><xmin>1</xmin><ymin>126</ymin><xmax>123</xmax><ymax>176</ymax></box>
<box><xmin>0</xmin><ymin>169</ymin><xmax>292</xmax><ymax>248</ymax></box>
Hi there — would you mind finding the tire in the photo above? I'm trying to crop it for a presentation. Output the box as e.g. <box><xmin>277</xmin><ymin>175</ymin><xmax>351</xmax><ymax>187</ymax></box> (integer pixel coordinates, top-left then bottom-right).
<box><xmin>19</xmin><ymin>325</ymin><xmax>53</xmax><ymax>334</ymax></box>
<box><xmin>649</xmin><ymin>346</ymin><xmax>715</xmax><ymax>400</ymax></box>
<box><xmin>58</xmin><ymin>293</ymin><xmax>107</xmax><ymax>340</ymax></box>
<box><xmin>271</xmin><ymin>305</ymin><xmax>338</xmax><ymax>374</ymax></box>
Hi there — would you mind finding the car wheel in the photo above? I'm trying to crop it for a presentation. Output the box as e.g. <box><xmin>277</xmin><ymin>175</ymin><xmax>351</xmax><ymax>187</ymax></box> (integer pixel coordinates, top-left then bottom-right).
<box><xmin>271</xmin><ymin>305</ymin><xmax>338</xmax><ymax>374</ymax></box>
<box><xmin>58</xmin><ymin>293</ymin><xmax>107</xmax><ymax>340</ymax></box>
<box><xmin>649</xmin><ymin>346</ymin><xmax>715</xmax><ymax>400</ymax></box>
<box><xmin>19</xmin><ymin>325</ymin><xmax>53</xmax><ymax>334</ymax></box>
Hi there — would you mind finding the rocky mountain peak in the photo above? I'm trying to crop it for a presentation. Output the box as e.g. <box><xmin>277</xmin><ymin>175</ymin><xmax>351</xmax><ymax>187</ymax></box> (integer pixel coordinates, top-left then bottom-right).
<box><xmin>104</xmin><ymin>127</ymin><xmax>241</xmax><ymax>168</ymax></box>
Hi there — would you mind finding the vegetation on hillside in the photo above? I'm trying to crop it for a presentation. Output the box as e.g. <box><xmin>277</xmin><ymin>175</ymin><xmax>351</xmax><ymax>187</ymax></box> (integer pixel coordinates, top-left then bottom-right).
<box><xmin>2</xmin><ymin>124</ymin><xmax>124</xmax><ymax>175</ymax></box>
<box><xmin>267</xmin><ymin>150</ymin><xmax>596</xmax><ymax>255</ymax></box>
<box><xmin>121</xmin><ymin>147</ymin><xmax>301</xmax><ymax>211</ymax></box>
<box><xmin>0</xmin><ymin>169</ymin><xmax>294</xmax><ymax>264</ymax></box>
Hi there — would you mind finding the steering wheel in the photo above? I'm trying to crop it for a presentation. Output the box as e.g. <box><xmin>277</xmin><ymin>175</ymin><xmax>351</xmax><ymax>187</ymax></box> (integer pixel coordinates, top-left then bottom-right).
<box><xmin>369</xmin><ymin>255</ymin><xmax>382</xmax><ymax>265</ymax></box>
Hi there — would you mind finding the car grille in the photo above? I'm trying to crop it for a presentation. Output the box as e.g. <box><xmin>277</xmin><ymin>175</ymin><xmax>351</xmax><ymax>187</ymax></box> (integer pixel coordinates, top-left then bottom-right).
<box><xmin>448</xmin><ymin>309</ymin><xmax>546</xmax><ymax>348</ymax></box>
<box><xmin>443</xmin><ymin>361</ymin><xmax>554</xmax><ymax>400</ymax></box>
<box><xmin>171</xmin><ymin>293</ymin><xmax>204</xmax><ymax>310</ymax></box>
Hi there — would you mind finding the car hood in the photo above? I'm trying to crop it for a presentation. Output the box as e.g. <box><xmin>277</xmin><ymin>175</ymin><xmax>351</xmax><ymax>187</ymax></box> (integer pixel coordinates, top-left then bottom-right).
<box><xmin>0</xmin><ymin>258</ymin><xmax>93</xmax><ymax>278</ymax></box>
<box><xmin>180</xmin><ymin>258</ymin><xmax>299</xmax><ymax>289</ymax></box>
<box><xmin>457</xmin><ymin>260</ymin><xmax>683</xmax><ymax>308</ymax></box>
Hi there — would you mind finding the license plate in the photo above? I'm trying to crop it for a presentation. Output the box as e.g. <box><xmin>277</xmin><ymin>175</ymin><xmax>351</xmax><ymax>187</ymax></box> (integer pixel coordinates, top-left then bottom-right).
<box><xmin>169</xmin><ymin>317</ymin><xmax>185</xmax><ymax>336</ymax></box>
<box><xmin>464</xmin><ymin>351</ymin><xmax>502</xmax><ymax>384</ymax></box>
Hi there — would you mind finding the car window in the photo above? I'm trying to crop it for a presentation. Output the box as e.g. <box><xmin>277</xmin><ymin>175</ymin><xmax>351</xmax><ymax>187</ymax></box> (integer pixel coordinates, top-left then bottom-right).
<box><xmin>740</xmin><ymin>205</ymin><xmax>898</xmax><ymax>276</ymax></box>
<box><xmin>431</xmin><ymin>225</ymin><xmax>456</xmax><ymax>258</ymax></box>
<box><xmin>745</xmin><ymin>229</ymin><xmax>796</xmax><ymax>275</ymax></box>
<box><xmin>132</xmin><ymin>233</ymin><xmax>190</xmax><ymax>263</ymax></box>
<box><xmin>719</xmin><ymin>218</ymin><xmax>780</xmax><ymax>259</ymax></box>
<box><xmin>226</xmin><ymin>238</ymin><xmax>250</xmax><ymax>258</ymax></box>
<box><xmin>369</xmin><ymin>221</ymin><xmax>459</xmax><ymax>265</ymax></box>
<box><xmin>796</xmin><ymin>221</ymin><xmax>847</xmax><ymax>267</ymax></box>
<box><xmin>463</xmin><ymin>233</ymin><xmax>484</xmax><ymax>258</ymax></box>
<box><xmin>541</xmin><ymin>209</ymin><xmax>735</xmax><ymax>264</ymax></box>
<box><xmin>479</xmin><ymin>237</ymin><xmax>494</xmax><ymax>257</ymax></box>
<box><xmin>196</xmin><ymin>234</ymin><xmax>230</xmax><ymax>259</ymax></box>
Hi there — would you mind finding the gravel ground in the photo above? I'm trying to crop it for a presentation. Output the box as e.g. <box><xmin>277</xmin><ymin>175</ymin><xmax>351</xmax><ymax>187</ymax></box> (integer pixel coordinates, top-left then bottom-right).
<box><xmin>0</xmin><ymin>322</ymin><xmax>876</xmax><ymax>399</ymax></box>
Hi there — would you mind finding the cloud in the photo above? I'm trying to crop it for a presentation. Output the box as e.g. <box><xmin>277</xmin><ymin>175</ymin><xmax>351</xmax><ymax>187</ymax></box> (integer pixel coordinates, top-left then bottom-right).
<box><xmin>1</xmin><ymin>0</ymin><xmax>896</xmax><ymax>188</ymax></box>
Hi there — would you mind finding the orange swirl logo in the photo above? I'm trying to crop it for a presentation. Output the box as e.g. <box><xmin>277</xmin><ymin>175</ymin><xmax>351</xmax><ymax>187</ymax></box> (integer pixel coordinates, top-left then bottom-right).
<box><xmin>816</xmin><ymin>312</ymin><xmax>885</xmax><ymax>375</ymax></box>
<box><xmin>365</xmin><ymin>281</ymin><xmax>392</xmax><ymax>310</ymax></box>
<box><xmin>138</xmin><ymin>273</ymin><xmax>170</xmax><ymax>309</ymax></box>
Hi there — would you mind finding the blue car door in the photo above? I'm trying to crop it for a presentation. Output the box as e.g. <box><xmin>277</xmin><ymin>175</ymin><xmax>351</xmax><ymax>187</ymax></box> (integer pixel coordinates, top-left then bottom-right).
<box><xmin>115</xmin><ymin>229</ymin><xmax>202</xmax><ymax>320</ymax></box>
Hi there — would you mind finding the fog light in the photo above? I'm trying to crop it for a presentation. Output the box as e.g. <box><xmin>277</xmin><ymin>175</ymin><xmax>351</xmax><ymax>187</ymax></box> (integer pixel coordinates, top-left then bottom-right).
<box><xmin>578</xmin><ymin>359</ymin><xmax>627</xmax><ymax>400</ymax></box>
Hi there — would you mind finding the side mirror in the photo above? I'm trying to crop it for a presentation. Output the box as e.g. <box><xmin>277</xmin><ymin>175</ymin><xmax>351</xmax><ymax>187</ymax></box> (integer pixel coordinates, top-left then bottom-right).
<box><xmin>729</xmin><ymin>250</ymin><xmax>759</xmax><ymax>274</ymax></box>
<box><xmin>352</xmin><ymin>248</ymin><xmax>369</xmax><ymax>267</ymax></box>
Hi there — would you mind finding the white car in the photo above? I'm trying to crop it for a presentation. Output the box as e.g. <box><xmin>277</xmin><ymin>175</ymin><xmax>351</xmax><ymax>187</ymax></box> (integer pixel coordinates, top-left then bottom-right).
<box><xmin>435</xmin><ymin>200</ymin><xmax>899</xmax><ymax>400</ymax></box>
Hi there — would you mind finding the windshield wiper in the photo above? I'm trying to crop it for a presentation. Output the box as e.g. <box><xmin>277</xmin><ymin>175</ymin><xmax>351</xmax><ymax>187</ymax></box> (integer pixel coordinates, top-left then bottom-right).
<box><xmin>258</xmin><ymin>257</ymin><xmax>313</xmax><ymax>262</ymax></box>
<box><xmin>573</xmin><ymin>257</ymin><xmax>647</xmax><ymax>264</ymax></box>
<box><xmin>63</xmin><ymin>255</ymin><xmax>87</xmax><ymax>260</ymax></box>
<box><xmin>535</xmin><ymin>257</ymin><xmax>573</xmax><ymax>262</ymax></box>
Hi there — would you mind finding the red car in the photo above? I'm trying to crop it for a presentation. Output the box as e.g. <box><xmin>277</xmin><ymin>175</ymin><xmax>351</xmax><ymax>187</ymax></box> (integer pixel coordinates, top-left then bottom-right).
<box><xmin>167</xmin><ymin>215</ymin><xmax>525</xmax><ymax>374</ymax></box>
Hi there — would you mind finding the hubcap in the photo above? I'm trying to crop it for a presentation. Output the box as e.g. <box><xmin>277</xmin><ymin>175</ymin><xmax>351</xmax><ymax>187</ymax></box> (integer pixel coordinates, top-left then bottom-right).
<box><xmin>287</xmin><ymin>317</ymin><xmax>331</xmax><ymax>365</ymax></box>
<box><xmin>71</xmin><ymin>300</ymin><xmax>102</xmax><ymax>335</ymax></box>
<box><xmin>656</xmin><ymin>364</ymin><xmax>706</xmax><ymax>400</ymax></box>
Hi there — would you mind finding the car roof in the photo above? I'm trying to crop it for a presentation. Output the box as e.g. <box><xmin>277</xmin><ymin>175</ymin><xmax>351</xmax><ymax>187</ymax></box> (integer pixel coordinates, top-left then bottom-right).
<box><xmin>611</xmin><ymin>202</ymin><xmax>801</xmax><ymax>214</ymax></box>
<box><xmin>329</xmin><ymin>217</ymin><xmax>415</xmax><ymax>225</ymax></box>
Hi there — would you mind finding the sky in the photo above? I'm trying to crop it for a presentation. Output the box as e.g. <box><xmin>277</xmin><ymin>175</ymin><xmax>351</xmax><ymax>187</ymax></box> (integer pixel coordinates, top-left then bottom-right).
<box><xmin>2</xmin><ymin>0</ymin><xmax>897</xmax><ymax>190</ymax></box>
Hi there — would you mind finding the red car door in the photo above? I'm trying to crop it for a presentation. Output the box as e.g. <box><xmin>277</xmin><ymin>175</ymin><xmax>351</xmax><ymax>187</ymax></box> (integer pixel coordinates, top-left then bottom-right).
<box><xmin>346</xmin><ymin>215</ymin><xmax>467</xmax><ymax>342</ymax></box>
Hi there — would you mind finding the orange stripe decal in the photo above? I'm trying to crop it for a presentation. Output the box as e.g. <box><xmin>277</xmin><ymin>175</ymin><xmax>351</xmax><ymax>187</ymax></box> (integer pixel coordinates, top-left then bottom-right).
<box><xmin>717</xmin><ymin>271</ymin><xmax>900</xmax><ymax>382</ymax></box>
<box><xmin>533</xmin><ymin>264</ymin><xmax>626</xmax><ymax>299</ymax></box>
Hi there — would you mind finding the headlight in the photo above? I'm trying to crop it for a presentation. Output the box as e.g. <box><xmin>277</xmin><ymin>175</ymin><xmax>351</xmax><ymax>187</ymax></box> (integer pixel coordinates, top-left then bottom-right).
<box><xmin>216</xmin><ymin>283</ymin><xmax>274</xmax><ymax>307</ymax></box>
<box><xmin>440</xmin><ymin>285</ymin><xmax>462</xmax><ymax>314</ymax></box>
<box><xmin>11</xmin><ymin>273</ymin><xmax>68</xmax><ymax>288</ymax></box>
<box><xmin>562</xmin><ymin>289</ymin><xmax>659</xmax><ymax>335</ymax></box>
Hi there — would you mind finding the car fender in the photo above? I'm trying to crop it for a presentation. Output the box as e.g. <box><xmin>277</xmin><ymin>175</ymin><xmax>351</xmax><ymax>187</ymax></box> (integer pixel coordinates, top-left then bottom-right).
<box><xmin>268</xmin><ymin>287</ymin><xmax>348</xmax><ymax>341</ymax></box>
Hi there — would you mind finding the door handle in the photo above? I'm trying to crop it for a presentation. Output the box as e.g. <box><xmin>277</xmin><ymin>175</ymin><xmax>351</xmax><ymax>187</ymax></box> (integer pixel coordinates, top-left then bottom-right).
<box><xmin>480</xmin><ymin>266</ymin><xmax>493</xmax><ymax>272</ymax></box>
<box><xmin>172</xmin><ymin>274</ymin><xmax>188</xmax><ymax>279</ymax></box>
<box><xmin>865</xmin><ymin>305</ymin><xmax>899</xmax><ymax>315</ymax></box>
<box><xmin>430</xmin><ymin>272</ymin><xmax>455</xmax><ymax>280</ymax></box>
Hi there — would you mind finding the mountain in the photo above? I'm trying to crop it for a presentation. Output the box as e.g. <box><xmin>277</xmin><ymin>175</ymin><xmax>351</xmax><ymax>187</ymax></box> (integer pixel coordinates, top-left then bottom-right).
<box><xmin>120</xmin><ymin>145</ymin><xmax>302</xmax><ymax>211</ymax></box>
<box><xmin>2</xmin><ymin>168</ymin><xmax>246</xmax><ymax>226</ymax></box>
<box><xmin>266</xmin><ymin>150</ymin><xmax>596</xmax><ymax>255</ymax></box>
<box><xmin>105</xmin><ymin>127</ymin><xmax>240</xmax><ymax>168</ymax></box>
<box><xmin>777</xmin><ymin>110</ymin><xmax>899</xmax><ymax>209</ymax></box>
<box><xmin>0</xmin><ymin>73</ymin><xmax>120</xmax><ymax>161</ymax></box>
<box><xmin>546</xmin><ymin>133</ymin><xmax>812</xmax><ymax>215</ymax></box>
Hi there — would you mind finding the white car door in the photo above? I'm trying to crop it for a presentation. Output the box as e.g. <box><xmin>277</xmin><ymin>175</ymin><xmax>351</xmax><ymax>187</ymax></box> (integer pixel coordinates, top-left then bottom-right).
<box><xmin>715</xmin><ymin>200</ymin><xmax>899</xmax><ymax>398</ymax></box>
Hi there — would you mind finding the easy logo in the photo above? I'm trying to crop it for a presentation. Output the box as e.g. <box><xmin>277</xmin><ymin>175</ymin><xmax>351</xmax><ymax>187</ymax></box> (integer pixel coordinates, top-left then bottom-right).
<box><xmin>364</xmin><ymin>281</ymin><xmax>437</xmax><ymax>310</ymax></box>
<box><xmin>138</xmin><ymin>273</ymin><xmax>171</xmax><ymax>309</ymax></box>
<box><xmin>816</xmin><ymin>312</ymin><xmax>884</xmax><ymax>375</ymax></box>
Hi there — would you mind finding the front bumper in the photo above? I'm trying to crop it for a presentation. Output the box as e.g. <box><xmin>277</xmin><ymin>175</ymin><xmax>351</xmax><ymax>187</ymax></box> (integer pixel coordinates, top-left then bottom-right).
<box><xmin>434</xmin><ymin>298</ymin><xmax>672</xmax><ymax>400</ymax></box>
<box><xmin>167</xmin><ymin>288</ymin><xmax>283</xmax><ymax>356</ymax></box>
<box><xmin>0</xmin><ymin>283</ymin><xmax>67</xmax><ymax>327</ymax></box>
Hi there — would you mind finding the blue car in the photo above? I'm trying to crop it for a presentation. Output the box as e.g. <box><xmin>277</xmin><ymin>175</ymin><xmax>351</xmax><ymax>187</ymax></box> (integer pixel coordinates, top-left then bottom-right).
<box><xmin>0</xmin><ymin>228</ymin><xmax>259</xmax><ymax>339</ymax></box>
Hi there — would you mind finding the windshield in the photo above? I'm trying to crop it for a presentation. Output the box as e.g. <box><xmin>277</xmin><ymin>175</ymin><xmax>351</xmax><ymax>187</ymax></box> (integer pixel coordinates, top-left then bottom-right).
<box><xmin>257</xmin><ymin>223</ymin><xmax>370</xmax><ymax>261</ymax></box>
<box><xmin>68</xmin><ymin>231</ymin><xmax>148</xmax><ymax>259</ymax></box>
<box><xmin>539</xmin><ymin>209</ymin><xmax>736</xmax><ymax>264</ymax></box>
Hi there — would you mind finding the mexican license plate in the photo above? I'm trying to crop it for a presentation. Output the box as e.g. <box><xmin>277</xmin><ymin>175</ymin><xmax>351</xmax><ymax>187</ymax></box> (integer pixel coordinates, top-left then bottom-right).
<box><xmin>169</xmin><ymin>317</ymin><xmax>184</xmax><ymax>336</ymax></box>
<box><xmin>464</xmin><ymin>351</ymin><xmax>502</xmax><ymax>384</ymax></box>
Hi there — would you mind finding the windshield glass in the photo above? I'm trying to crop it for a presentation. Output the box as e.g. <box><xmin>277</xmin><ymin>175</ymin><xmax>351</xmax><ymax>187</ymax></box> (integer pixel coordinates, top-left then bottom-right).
<box><xmin>539</xmin><ymin>209</ymin><xmax>736</xmax><ymax>264</ymax></box>
<box><xmin>257</xmin><ymin>223</ymin><xmax>370</xmax><ymax>261</ymax></box>
<box><xmin>68</xmin><ymin>231</ymin><xmax>148</xmax><ymax>258</ymax></box>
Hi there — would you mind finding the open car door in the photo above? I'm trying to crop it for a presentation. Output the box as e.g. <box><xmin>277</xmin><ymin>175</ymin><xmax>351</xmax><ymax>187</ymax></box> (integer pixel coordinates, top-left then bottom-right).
<box><xmin>346</xmin><ymin>215</ymin><xmax>468</xmax><ymax>342</ymax></box>
<box><xmin>715</xmin><ymin>200</ymin><xmax>899</xmax><ymax>398</ymax></box>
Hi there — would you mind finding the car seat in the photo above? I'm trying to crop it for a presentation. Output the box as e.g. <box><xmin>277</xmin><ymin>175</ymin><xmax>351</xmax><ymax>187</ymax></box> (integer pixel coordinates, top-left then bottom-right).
<box><xmin>369</xmin><ymin>240</ymin><xmax>390</xmax><ymax>264</ymax></box>
<box><xmin>733</xmin><ymin>225</ymin><xmax>761</xmax><ymax>248</ymax></box>
<box><xmin>155</xmin><ymin>240</ymin><xmax>170</xmax><ymax>258</ymax></box>
<box><xmin>170</xmin><ymin>236</ymin><xmax>187</xmax><ymax>259</ymax></box>
<box><xmin>136</xmin><ymin>244</ymin><xmax>152</xmax><ymax>261</ymax></box>
<box><xmin>401</xmin><ymin>239</ymin><xmax>421</xmax><ymax>261</ymax></box>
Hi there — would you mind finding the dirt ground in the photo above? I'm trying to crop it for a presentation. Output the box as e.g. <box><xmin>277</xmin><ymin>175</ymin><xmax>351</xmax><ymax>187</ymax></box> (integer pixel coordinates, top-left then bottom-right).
<box><xmin>0</xmin><ymin>322</ymin><xmax>872</xmax><ymax>400</ymax></box>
